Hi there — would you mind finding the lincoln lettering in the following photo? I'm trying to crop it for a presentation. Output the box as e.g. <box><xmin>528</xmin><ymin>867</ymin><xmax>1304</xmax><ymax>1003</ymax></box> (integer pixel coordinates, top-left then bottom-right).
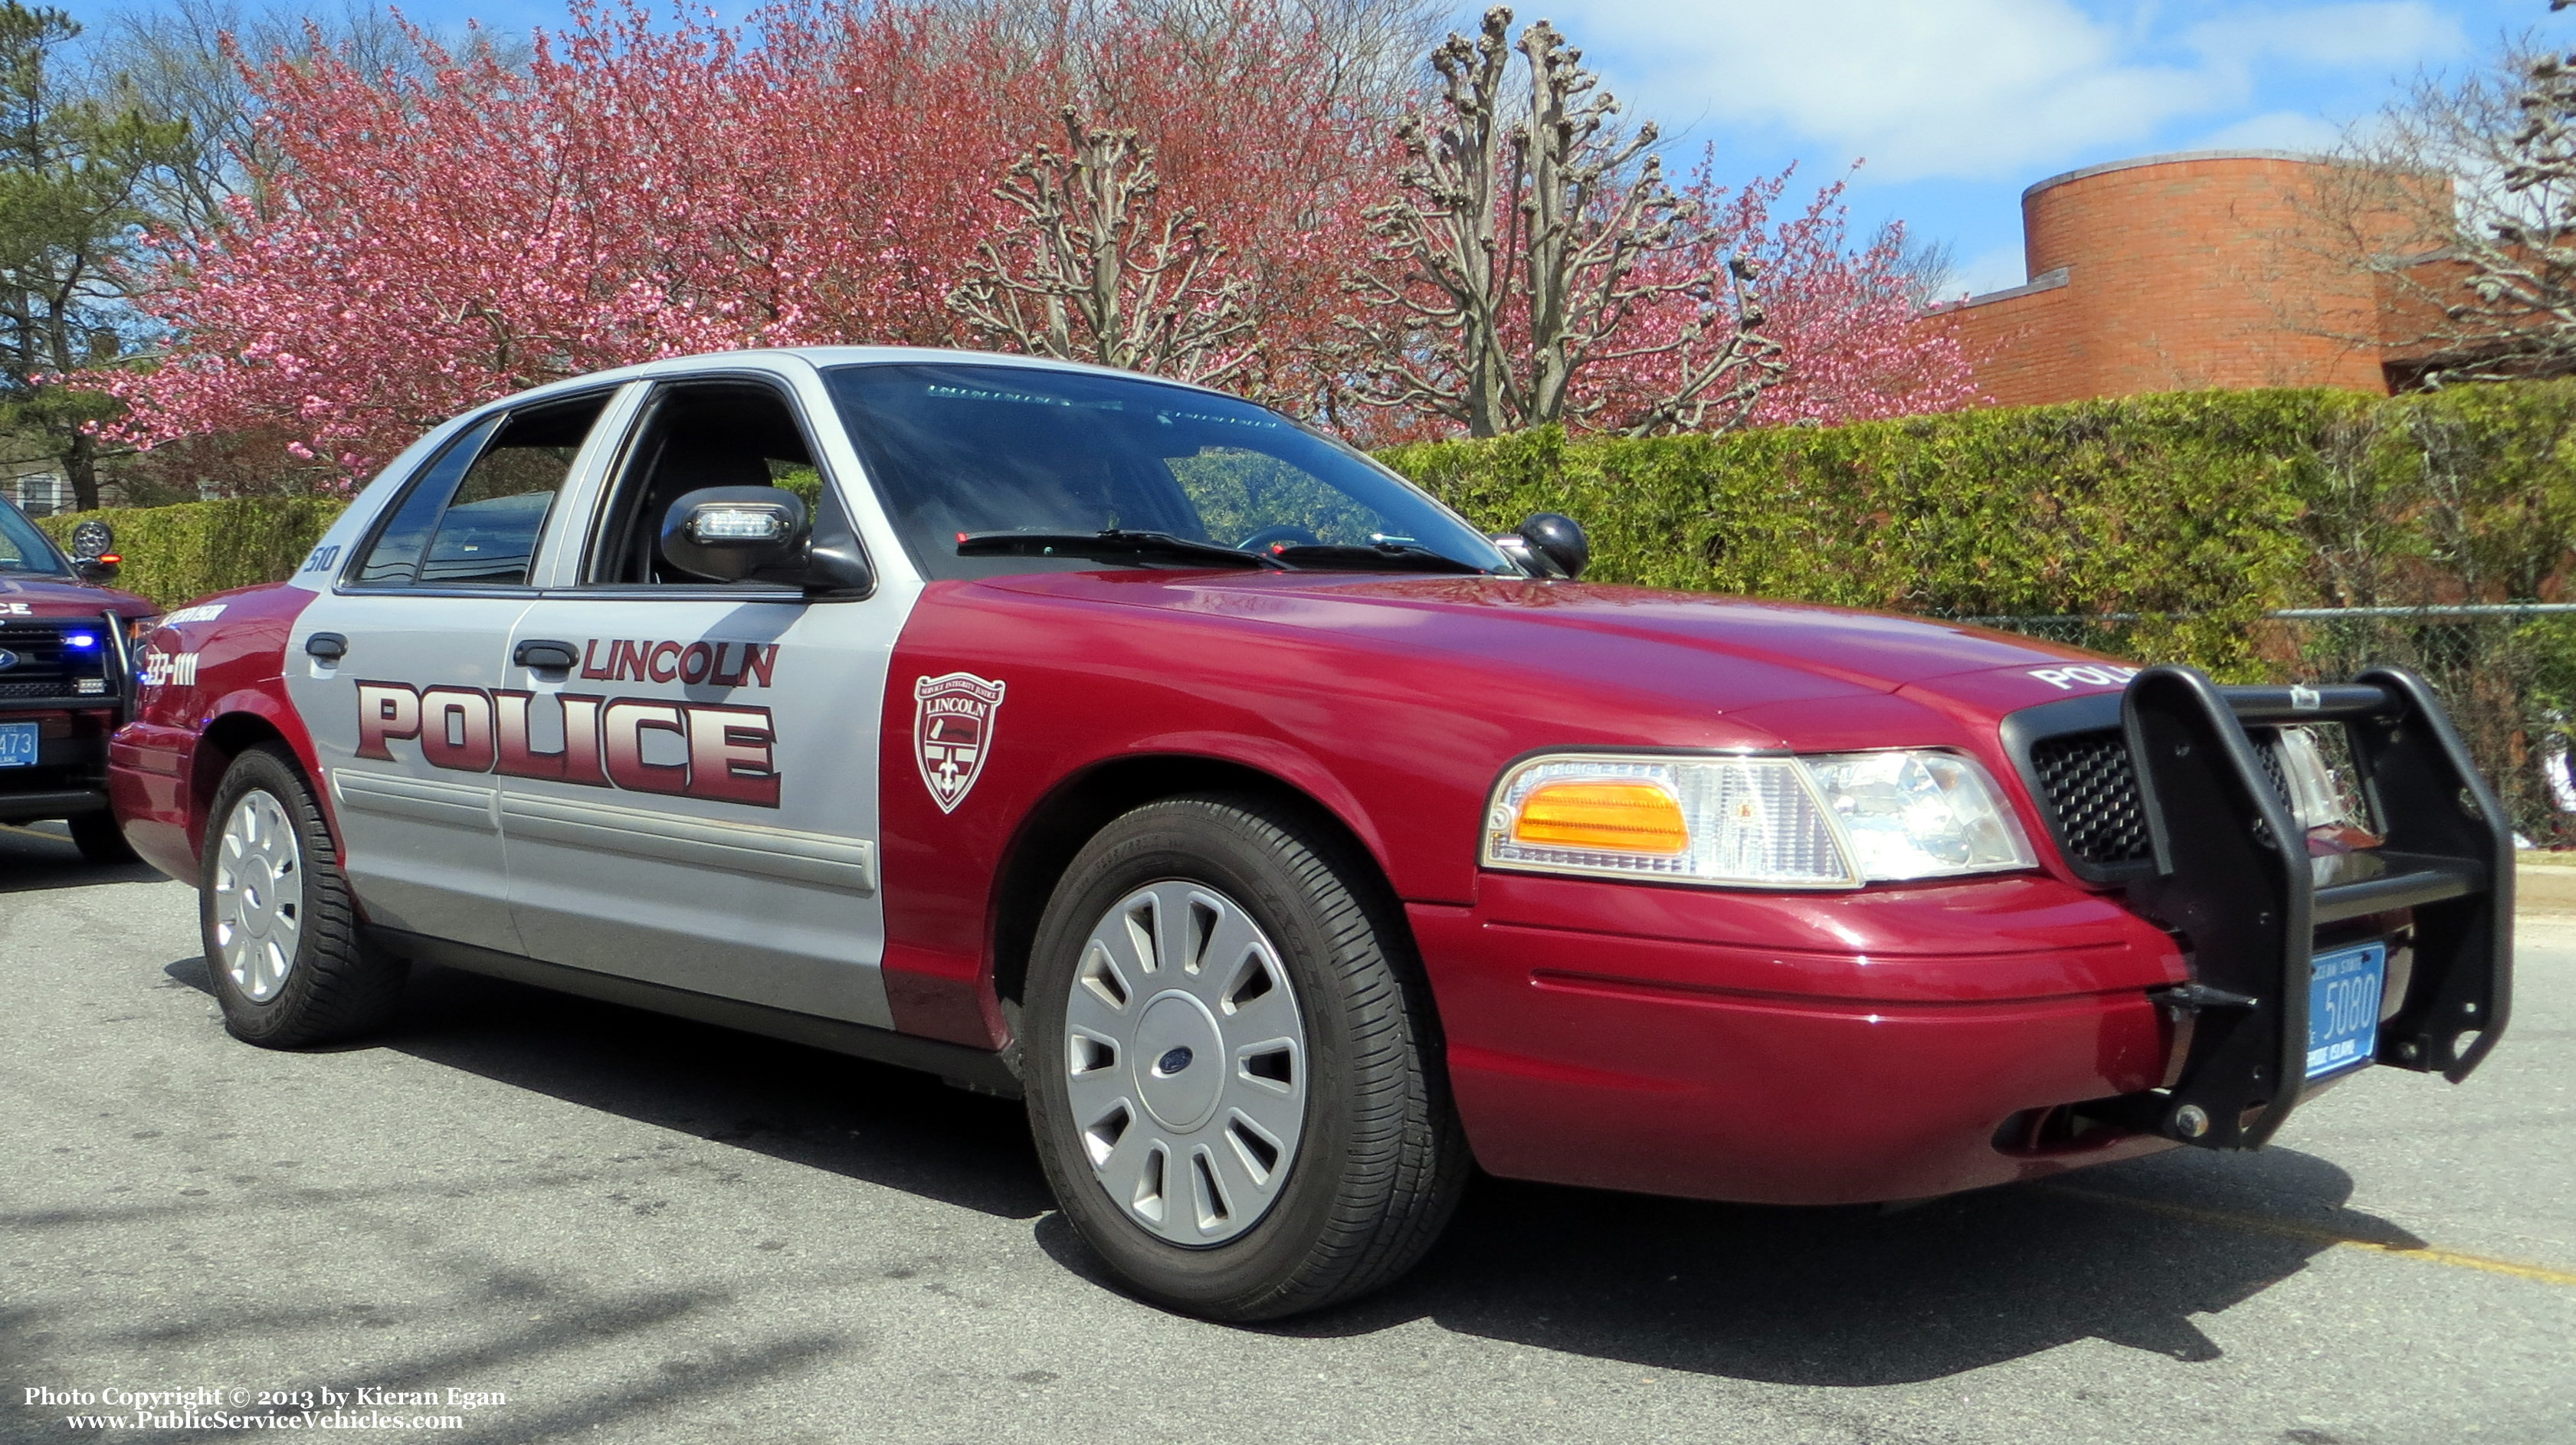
<box><xmin>353</xmin><ymin>680</ymin><xmax>780</xmax><ymax>806</ymax></box>
<box><xmin>579</xmin><ymin>637</ymin><xmax>777</xmax><ymax>687</ymax></box>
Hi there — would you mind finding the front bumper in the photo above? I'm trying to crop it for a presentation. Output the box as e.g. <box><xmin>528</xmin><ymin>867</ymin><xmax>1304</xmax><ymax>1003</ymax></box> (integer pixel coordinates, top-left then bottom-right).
<box><xmin>0</xmin><ymin>706</ymin><xmax>117</xmax><ymax>824</ymax></box>
<box><xmin>1412</xmin><ymin>873</ymin><xmax>2189</xmax><ymax>1206</ymax></box>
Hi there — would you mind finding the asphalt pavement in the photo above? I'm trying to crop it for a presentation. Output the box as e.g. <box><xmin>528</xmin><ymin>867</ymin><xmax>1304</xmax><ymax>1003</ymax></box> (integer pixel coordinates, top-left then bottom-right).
<box><xmin>2</xmin><ymin>819</ymin><xmax>2571</xmax><ymax>1444</ymax></box>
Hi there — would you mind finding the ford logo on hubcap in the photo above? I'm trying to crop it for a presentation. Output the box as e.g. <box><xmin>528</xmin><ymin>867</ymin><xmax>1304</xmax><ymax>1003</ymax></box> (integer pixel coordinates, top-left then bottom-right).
<box><xmin>1154</xmin><ymin>1046</ymin><xmax>1194</xmax><ymax>1076</ymax></box>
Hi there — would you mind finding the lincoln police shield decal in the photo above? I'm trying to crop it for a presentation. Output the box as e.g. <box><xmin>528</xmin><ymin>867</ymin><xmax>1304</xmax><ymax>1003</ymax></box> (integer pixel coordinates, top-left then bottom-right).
<box><xmin>914</xmin><ymin>672</ymin><xmax>1007</xmax><ymax>813</ymax></box>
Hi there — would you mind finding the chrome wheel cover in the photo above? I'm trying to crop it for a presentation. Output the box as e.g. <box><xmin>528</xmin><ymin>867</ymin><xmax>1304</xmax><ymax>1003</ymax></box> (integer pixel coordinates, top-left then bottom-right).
<box><xmin>211</xmin><ymin>789</ymin><xmax>303</xmax><ymax>1003</ymax></box>
<box><xmin>1064</xmin><ymin>880</ymin><xmax>1308</xmax><ymax>1247</ymax></box>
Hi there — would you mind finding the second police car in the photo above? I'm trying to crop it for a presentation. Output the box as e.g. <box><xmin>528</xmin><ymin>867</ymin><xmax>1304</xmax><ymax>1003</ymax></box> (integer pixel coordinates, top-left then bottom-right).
<box><xmin>107</xmin><ymin>348</ymin><xmax>2513</xmax><ymax>1320</ymax></box>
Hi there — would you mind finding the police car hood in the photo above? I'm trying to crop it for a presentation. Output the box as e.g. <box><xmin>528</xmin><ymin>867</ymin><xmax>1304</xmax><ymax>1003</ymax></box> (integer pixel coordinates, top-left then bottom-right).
<box><xmin>982</xmin><ymin>571</ymin><xmax>2112</xmax><ymax>716</ymax></box>
<box><xmin>0</xmin><ymin>572</ymin><xmax>154</xmax><ymax>619</ymax></box>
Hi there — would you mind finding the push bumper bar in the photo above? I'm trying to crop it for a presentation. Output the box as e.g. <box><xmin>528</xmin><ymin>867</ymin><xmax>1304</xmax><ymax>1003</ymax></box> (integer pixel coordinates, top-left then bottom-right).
<box><xmin>2093</xmin><ymin>664</ymin><xmax>2511</xmax><ymax>1150</ymax></box>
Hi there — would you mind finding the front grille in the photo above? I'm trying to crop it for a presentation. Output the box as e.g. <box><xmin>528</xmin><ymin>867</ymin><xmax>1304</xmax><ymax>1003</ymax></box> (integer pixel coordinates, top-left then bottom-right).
<box><xmin>2026</xmin><ymin>724</ymin><xmax>2315</xmax><ymax>870</ymax></box>
<box><xmin>2028</xmin><ymin>729</ymin><xmax>2153</xmax><ymax>867</ymax></box>
<box><xmin>0</xmin><ymin>624</ymin><xmax>112</xmax><ymax>702</ymax></box>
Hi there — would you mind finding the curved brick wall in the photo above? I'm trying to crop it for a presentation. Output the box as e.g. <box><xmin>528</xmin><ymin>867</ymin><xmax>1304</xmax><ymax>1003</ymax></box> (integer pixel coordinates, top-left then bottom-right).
<box><xmin>1931</xmin><ymin>150</ymin><xmax>2434</xmax><ymax>408</ymax></box>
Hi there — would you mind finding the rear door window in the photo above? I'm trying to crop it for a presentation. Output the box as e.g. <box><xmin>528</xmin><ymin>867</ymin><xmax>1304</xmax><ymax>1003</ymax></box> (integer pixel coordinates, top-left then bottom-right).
<box><xmin>349</xmin><ymin>395</ymin><xmax>608</xmax><ymax>589</ymax></box>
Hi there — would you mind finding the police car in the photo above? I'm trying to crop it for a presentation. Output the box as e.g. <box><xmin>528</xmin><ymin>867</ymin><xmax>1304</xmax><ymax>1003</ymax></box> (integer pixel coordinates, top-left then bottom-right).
<box><xmin>107</xmin><ymin>349</ymin><xmax>2512</xmax><ymax>1320</ymax></box>
<box><xmin>0</xmin><ymin>494</ymin><xmax>158</xmax><ymax>859</ymax></box>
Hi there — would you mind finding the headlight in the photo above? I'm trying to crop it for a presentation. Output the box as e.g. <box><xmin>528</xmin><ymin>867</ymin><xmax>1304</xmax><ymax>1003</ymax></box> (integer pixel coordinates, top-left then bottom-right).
<box><xmin>123</xmin><ymin>614</ymin><xmax>162</xmax><ymax>649</ymax></box>
<box><xmin>1483</xmin><ymin>750</ymin><xmax>2035</xmax><ymax>890</ymax></box>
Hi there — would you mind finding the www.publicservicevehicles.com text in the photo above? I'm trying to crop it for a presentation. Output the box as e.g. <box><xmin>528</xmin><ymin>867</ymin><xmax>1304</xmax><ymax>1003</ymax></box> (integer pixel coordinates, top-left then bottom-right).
<box><xmin>22</xmin><ymin>1385</ymin><xmax>504</xmax><ymax>1431</ymax></box>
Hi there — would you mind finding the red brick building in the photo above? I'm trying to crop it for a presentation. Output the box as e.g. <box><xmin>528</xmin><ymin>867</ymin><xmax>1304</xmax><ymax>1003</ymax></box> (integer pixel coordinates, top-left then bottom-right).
<box><xmin>1926</xmin><ymin>149</ymin><xmax>2450</xmax><ymax>408</ymax></box>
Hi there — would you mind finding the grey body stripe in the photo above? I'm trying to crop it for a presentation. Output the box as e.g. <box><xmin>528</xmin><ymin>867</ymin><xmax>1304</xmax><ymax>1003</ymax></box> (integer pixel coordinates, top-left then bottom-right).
<box><xmin>497</xmin><ymin>793</ymin><xmax>877</xmax><ymax>893</ymax></box>
<box><xmin>332</xmin><ymin>772</ymin><xmax>500</xmax><ymax>833</ymax></box>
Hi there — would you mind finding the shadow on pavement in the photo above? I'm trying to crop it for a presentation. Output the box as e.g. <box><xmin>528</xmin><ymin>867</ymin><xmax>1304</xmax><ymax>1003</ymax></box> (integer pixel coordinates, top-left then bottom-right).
<box><xmin>0</xmin><ymin>823</ymin><xmax>164</xmax><ymax>893</ymax></box>
<box><xmin>344</xmin><ymin>961</ymin><xmax>1050</xmax><ymax>1222</ymax></box>
<box><xmin>155</xmin><ymin>953</ymin><xmax>2401</xmax><ymax>1389</ymax></box>
<box><xmin>1225</xmin><ymin>1146</ymin><xmax>2396</xmax><ymax>1386</ymax></box>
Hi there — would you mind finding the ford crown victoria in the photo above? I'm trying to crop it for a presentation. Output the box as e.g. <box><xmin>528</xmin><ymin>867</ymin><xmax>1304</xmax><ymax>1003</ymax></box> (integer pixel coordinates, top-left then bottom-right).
<box><xmin>1</xmin><ymin>494</ymin><xmax>157</xmax><ymax>860</ymax></box>
<box><xmin>106</xmin><ymin>348</ymin><xmax>2512</xmax><ymax>1319</ymax></box>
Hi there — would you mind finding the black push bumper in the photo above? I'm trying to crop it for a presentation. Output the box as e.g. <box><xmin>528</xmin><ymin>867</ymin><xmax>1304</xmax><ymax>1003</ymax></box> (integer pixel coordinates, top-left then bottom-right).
<box><xmin>2091</xmin><ymin>664</ymin><xmax>2511</xmax><ymax>1150</ymax></box>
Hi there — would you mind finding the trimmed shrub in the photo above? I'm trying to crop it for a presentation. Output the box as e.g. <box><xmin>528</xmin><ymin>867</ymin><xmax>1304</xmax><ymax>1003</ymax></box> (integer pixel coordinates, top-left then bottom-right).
<box><xmin>1381</xmin><ymin>382</ymin><xmax>2576</xmax><ymax>838</ymax></box>
<box><xmin>34</xmin><ymin>496</ymin><xmax>349</xmax><ymax>610</ymax></box>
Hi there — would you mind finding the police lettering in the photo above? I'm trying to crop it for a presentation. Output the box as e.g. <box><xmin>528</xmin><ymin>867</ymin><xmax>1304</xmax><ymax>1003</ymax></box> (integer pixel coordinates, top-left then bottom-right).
<box><xmin>353</xmin><ymin>680</ymin><xmax>779</xmax><ymax>807</ymax></box>
<box><xmin>579</xmin><ymin>637</ymin><xmax>776</xmax><ymax>687</ymax></box>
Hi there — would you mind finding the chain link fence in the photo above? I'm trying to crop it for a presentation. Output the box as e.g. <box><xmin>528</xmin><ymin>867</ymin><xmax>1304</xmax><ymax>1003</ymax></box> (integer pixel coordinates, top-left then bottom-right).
<box><xmin>1952</xmin><ymin>606</ymin><xmax>2576</xmax><ymax>847</ymax></box>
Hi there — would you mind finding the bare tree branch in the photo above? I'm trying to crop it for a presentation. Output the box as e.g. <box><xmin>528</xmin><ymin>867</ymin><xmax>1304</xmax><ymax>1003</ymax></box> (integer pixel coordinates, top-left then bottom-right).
<box><xmin>946</xmin><ymin>105</ymin><xmax>1260</xmax><ymax>386</ymax></box>
<box><xmin>1332</xmin><ymin>6</ymin><xmax>1782</xmax><ymax>437</ymax></box>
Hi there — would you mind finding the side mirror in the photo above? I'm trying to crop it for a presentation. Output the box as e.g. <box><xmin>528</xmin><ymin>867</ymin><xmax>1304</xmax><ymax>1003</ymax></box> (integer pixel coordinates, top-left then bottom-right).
<box><xmin>660</xmin><ymin>487</ymin><xmax>808</xmax><ymax>583</ymax></box>
<box><xmin>68</xmin><ymin>520</ymin><xmax>118</xmax><ymax>581</ymax></box>
<box><xmin>1516</xmin><ymin>512</ymin><xmax>1590</xmax><ymax>580</ymax></box>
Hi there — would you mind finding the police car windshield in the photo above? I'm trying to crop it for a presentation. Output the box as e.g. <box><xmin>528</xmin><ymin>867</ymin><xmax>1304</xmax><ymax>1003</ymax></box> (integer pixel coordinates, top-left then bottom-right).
<box><xmin>824</xmin><ymin>363</ymin><xmax>1513</xmax><ymax>582</ymax></box>
<box><xmin>0</xmin><ymin>498</ymin><xmax>69</xmax><ymax>576</ymax></box>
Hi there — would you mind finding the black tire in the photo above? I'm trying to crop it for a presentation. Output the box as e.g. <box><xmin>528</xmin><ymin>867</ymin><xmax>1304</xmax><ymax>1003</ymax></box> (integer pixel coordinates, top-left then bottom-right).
<box><xmin>201</xmin><ymin>742</ymin><xmax>405</xmax><ymax>1047</ymax></box>
<box><xmin>68</xmin><ymin>808</ymin><xmax>140</xmax><ymax>864</ymax></box>
<box><xmin>1023</xmin><ymin>792</ymin><xmax>1468</xmax><ymax>1320</ymax></box>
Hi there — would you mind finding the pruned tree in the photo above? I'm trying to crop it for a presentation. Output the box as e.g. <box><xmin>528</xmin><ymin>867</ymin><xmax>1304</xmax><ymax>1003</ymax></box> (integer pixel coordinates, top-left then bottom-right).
<box><xmin>947</xmin><ymin>106</ymin><xmax>1259</xmax><ymax>385</ymax></box>
<box><xmin>2296</xmin><ymin>9</ymin><xmax>2576</xmax><ymax>386</ymax></box>
<box><xmin>1339</xmin><ymin>6</ymin><xmax>1783</xmax><ymax>437</ymax></box>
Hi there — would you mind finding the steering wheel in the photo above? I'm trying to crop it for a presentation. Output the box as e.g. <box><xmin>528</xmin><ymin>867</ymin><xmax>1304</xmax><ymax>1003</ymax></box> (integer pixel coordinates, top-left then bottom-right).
<box><xmin>1237</xmin><ymin>524</ymin><xmax>1322</xmax><ymax>554</ymax></box>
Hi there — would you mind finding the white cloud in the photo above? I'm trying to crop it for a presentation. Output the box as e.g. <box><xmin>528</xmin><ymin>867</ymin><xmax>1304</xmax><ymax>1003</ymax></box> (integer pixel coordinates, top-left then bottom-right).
<box><xmin>1957</xmin><ymin>241</ymin><xmax>2033</xmax><ymax>297</ymax></box>
<box><xmin>2188</xmin><ymin>108</ymin><xmax>2349</xmax><ymax>152</ymax></box>
<box><xmin>1543</xmin><ymin>1</ymin><xmax>2465</xmax><ymax>182</ymax></box>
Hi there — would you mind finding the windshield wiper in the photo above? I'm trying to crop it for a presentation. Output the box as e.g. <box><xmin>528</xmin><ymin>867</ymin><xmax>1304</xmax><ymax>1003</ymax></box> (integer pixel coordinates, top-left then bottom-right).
<box><xmin>1266</xmin><ymin>542</ymin><xmax>1493</xmax><ymax>575</ymax></box>
<box><xmin>956</xmin><ymin>529</ymin><xmax>1286</xmax><ymax>570</ymax></box>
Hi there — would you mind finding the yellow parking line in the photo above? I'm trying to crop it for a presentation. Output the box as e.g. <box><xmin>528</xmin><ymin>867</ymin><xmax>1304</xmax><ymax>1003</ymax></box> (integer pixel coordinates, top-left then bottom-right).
<box><xmin>2038</xmin><ymin>1185</ymin><xmax>2576</xmax><ymax>1288</ymax></box>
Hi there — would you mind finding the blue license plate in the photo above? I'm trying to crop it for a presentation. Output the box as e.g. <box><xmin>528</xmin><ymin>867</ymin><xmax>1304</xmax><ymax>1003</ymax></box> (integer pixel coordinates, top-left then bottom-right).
<box><xmin>0</xmin><ymin>722</ymin><xmax>34</xmax><ymax>769</ymax></box>
<box><xmin>2307</xmin><ymin>942</ymin><xmax>2388</xmax><ymax>1080</ymax></box>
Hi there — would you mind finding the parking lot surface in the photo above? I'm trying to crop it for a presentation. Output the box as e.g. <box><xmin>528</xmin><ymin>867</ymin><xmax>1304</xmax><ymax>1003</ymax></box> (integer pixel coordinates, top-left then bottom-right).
<box><xmin>3</xmin><ymin>821</ymin><xmax>2571</xmax><ymax>1444</ymax></box>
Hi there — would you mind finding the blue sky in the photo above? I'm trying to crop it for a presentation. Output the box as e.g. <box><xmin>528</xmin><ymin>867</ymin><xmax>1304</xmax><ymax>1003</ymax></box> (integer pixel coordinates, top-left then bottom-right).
<box><xmin>1544</xmin><ymin>0</ymin><xmax>2565</xmax><ymax>293</ymax></box>
<box><xmin>113</xmin><ymin>0</ymin><xmax>2576</xmax><ymax>296</ymax></box>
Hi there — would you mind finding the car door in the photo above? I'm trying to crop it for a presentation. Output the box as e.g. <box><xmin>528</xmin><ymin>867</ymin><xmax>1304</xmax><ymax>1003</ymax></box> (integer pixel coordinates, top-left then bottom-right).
<box><xmin>494</xmin><ymin>366</ymin><xmax>917</xmax><ymax>1029</ymax></box>
<box><xmin>284</xmin><ymin>392</ymin><xmax>616</xmax><ymax>954</ymax></box>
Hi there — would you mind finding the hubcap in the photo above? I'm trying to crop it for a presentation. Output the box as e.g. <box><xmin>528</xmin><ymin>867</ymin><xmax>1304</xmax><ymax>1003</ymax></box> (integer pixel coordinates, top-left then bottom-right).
<box><xmin>1063</xmin><ymin>880</ymin><xmax>1307</xmax><ymax>1247</ymax></box>
<box><xmin>211</xmin><ymin>789</ymin><xmax>303</xmax><ymax>1003</ymax></box>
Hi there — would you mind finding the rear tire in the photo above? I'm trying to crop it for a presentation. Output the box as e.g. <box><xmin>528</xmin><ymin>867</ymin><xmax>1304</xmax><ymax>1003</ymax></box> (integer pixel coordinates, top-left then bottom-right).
<box><xmin>202</xmin><ymin>743</ymin><xmax>405</xmax><ymax>1047</ymax></box>
<box><xmin>1024</xmin><ymin>793</ymin><xmax>1468</xmax><ymax>1320</ymax></box>
<box><xmin>68</xmin><ymin>809</ymin><xmax>139</xmax><ymax>865</ymax></box>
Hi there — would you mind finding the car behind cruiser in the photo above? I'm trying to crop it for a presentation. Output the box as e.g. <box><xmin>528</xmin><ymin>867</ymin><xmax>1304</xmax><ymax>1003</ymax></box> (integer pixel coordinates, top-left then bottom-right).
<box><xmin>1</xmin><ymin>496</ymin><xmax>157</xmax><ymax>860</ymax></box>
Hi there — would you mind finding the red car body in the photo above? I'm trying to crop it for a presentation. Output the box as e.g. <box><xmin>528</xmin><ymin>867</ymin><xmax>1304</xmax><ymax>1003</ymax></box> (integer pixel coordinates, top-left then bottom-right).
<box><xmin>113</xmin><ymin>565</ymin><xmax>2192</xmax><ymax>1204</ymax></box>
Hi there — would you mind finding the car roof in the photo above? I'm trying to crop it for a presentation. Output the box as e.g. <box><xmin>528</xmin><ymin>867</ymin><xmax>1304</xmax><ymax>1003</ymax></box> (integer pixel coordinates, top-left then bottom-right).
<box><xmin>492</xmin><ymin>346</ymin><xmax>1237</xmax><ymax>414</ymax></box>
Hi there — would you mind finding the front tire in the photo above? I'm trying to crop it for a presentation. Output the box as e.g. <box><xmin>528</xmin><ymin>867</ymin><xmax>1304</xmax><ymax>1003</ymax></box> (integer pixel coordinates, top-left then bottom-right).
<box><xmin>68</xmin><ymin>809</ymin><xmax>139</xmax><ymax>864</ymax></box>
<box><xmin>202</xmin><ymin>743</ymin><xmax>404</xmax><ymax>1047</ymax></box>
<box><xmin>1024</xmin><ymin>794</ymin><xmax>1467</xmax><ymax>1320</ymax></box>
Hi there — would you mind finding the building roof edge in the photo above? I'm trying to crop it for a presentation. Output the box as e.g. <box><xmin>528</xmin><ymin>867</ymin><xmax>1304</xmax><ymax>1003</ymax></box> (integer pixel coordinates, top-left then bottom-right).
<box><xmin>2022</xmin><ymin>149</ymin><xmax>2340</xmax><ymax>202</ymax></box>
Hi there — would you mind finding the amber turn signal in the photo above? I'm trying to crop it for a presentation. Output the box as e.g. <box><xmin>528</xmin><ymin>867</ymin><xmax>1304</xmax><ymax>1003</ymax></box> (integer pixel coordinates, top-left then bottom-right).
<box><xmin>1510</xmin><ymin>780</ymin><xmax>1689</xmax><ymax>855</ymax></box>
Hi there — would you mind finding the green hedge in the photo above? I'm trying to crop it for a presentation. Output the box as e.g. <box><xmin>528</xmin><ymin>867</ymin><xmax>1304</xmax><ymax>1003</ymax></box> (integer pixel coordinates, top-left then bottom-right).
<box><xmin>1381</xmin><ymin>382</ymin><xmax>2576</xmax><ymax>838</ymax></box>
<box><xmin>34</xmin><ymin>496</ymin><xmax>349</xmax><ymax>610</ymax></box>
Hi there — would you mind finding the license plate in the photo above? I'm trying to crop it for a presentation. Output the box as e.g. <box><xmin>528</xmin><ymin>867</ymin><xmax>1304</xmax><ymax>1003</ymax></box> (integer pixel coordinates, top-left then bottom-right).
<box><xmin>0</xmin><ymin>722</ymin><xmax>34</xmax><ymax>768</ymax></box>
<box><xmin>2307</xmin><ymin>941</ymin><xmax>2388</xmax><ymax>1080</ymax></box>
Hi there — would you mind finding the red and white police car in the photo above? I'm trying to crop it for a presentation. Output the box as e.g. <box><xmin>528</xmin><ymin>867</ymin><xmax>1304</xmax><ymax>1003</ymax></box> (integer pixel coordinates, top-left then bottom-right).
<box><xmin>106</xmin><ymin>349</ymin><xmax>2512</xmax><ymax>1319</ymax></box>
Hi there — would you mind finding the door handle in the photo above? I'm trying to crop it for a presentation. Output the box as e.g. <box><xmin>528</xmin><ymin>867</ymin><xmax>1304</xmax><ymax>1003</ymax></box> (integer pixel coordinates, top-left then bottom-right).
<box><xmin>514</xmin><ymin>639</ymin><xmax>579</xmax><ymax>671</ymax></box>
<box><xmin>305</xmin><ymin>632</ymin><xmax>347</xmax><ymax>662</ymax></box>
